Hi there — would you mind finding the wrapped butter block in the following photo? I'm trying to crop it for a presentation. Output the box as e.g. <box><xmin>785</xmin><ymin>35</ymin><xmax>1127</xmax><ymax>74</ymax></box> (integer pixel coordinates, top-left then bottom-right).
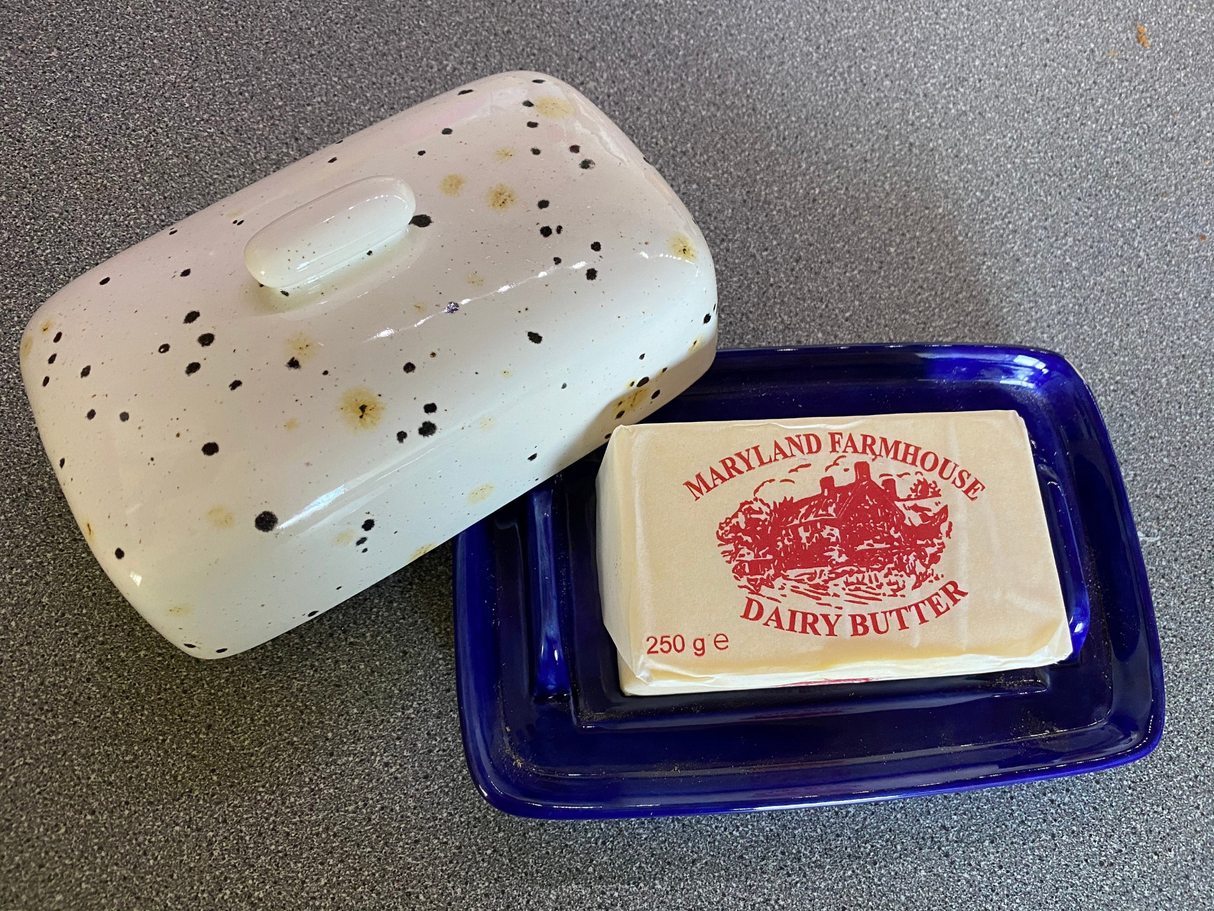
<box><xmin>597</xmin><ymin>411</ymin><xmax>1070</xmax><ymax>695</ymax></box>
<box><xmin>20</xmin><ymin>71</ymin><xmax>716</xmax><ymax>658</ymax></box>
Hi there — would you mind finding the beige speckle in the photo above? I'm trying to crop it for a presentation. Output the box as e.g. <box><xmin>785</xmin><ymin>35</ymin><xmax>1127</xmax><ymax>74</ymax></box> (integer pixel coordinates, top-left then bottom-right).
<box><xmin>468</xmin><ymin>483</ymin><xmax>495</xmax><ymax>504</ymax></box>
<box><xmin>83</xmin><ymin>520</ymin><xmax>94</xmax><ymax>541</ymax></box>
<box><xmin>206</xmin><ymin>506</ymin><xmax>235</xmax><ymax>529</ymax></box>
<box><xmin>479</xmin><ymin>415</ymin><xmax>496</xmax><ymax>432</ymax></box>
<box><xmin>284</xmin><ymin>417</ymin><xmax>300</xmax><ymax>431</ymax></box>
<box><xmin>287</xmin><ymin>331</ymin><xmax>319</xmax><ymax>366</ymax></box>
<box><xmin>20</xmin><ymin>334</ymin><xmax>33</xmax><ymax>361</ymax></box>
<box><xmin>414</xmin><ymin>302</ymin><xmax>428</xmax><ymax>313</ymax></box>
<box><xmin>339</xmin><ymin>386</ymin><xmax>385</xmax><ymax>431</ymax></box>
<box><xmin>494</xmin><ymin>147</ymin><xmax>516</xmax><ymax>162</ymax></box>
<box><xmin>334</xmin><ymin>529</ymin><xmax>356</xmax><ymax>547</ymax></box>
<box><xmin>486</xmin><ymin>184</ymin><xmax>518</xmax><ymax>210</ymax></box>
<box><xmin>39</xmin><ymin>318</ymin><xmax>54</xmax><ymax>335</ymax></box>
<box><xmin>440</xmin><ymin>173</ymin><xmax>465</xmax><ymax>196</ymax></box>
<box><xmin>167</xmin><ymin>604</ymin><xmax>192</xmax><ymax>616</ymax></box>
<box><xmin>501</xmin><ymin>369</ymin><xmax>512</xmax><ymax>378</ymax></box>
<box><xmin>1136</xmin><ymin>24</ymin><xmax>1150</xmax><ymax>48</ymax></box>
<box><xmin>669</xmin><ymin>234</ymin><xmax>697</xmax><ymax>261</ymax></box>
<box><xmin>467</xmin><ymin>271</ymin><xmax>484</xmax><ymax>287</ymax></box>
<box><xmin>409</xmin><ymin>543</ymin><xmax>437</xmax><ymax>562</ymax></box>
<box><xmin>534</xmin><ymin>96</ymin><xmax>574</xmax><ymax>118</ymax></box>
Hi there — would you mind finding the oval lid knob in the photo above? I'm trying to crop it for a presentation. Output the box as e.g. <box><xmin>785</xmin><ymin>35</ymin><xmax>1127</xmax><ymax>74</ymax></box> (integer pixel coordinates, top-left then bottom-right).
<box><xmin>244</xmin><ymin>176</ymin><xmax>417</xmax><ymax>290</ymax></box>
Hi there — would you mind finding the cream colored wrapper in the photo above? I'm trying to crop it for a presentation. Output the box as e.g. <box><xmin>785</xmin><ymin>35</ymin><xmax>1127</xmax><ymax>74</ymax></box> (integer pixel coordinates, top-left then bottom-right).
<box><xmin>596</xmin><ymin>411</ymin><xmax>1071</xmax><ymax>696</ymax></box>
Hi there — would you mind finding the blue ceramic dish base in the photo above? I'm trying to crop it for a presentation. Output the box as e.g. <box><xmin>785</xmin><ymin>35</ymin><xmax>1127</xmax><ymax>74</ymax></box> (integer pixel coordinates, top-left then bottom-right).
<box><xmin>452</xmin><ymin>345</ymin><xmax>1164</xmax><ymax>819</ymax></box>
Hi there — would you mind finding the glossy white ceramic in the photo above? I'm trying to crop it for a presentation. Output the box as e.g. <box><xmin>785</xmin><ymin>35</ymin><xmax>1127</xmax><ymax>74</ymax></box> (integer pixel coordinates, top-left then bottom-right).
<box><xmin>20</xmin><ymin>71</ymin><xmax>717</xmax><ymax>658</ymax></box>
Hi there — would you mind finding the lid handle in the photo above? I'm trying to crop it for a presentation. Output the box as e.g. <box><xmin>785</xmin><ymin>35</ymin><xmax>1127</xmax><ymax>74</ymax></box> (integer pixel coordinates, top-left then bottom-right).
<box><xmin>244</xmin><ymin>176</ymin><xmax>417</xmax><ymax>290</ymax></box>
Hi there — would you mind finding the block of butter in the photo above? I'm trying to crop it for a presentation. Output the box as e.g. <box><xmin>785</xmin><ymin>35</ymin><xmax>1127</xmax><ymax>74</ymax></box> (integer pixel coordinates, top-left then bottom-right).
<box><xmin>597</xmin><ymin>411</ymin><xmax>1071</xmax><ymax>695</ymax></box>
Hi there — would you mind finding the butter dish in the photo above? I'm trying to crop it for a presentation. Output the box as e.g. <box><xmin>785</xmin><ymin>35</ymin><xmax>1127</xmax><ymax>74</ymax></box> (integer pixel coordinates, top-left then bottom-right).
<box><xmin>20</xmin><ymin>71</ymin><xmax>717</xmax><ymax>657</ymax></box>
<box><xmin>453</xmin><ymin>345</ymin><xmax>1163</xmax><ymax>818</ymax></box>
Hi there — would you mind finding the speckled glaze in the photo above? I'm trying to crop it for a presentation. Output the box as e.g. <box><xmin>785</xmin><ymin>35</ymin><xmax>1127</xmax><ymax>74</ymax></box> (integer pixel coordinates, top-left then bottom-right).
<box><xmin>19</xmin><ymin>71</ymin><xmax>717</xmax><ymax>658</ymax></box>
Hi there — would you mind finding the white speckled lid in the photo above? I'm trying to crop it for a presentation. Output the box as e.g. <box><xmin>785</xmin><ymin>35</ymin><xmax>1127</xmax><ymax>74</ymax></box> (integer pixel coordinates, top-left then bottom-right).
<box><xmin>20</xmin><ymin>71</ymin><xmax>717</xmax><ymax>658</ymax></box>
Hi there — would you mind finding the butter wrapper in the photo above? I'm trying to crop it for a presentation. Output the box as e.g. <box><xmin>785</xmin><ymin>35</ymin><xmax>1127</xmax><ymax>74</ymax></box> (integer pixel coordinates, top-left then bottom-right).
<box><xmin>596</xmin><ymin>411</ymin><xmax>1071</xmax><ymax>695</ymax></box>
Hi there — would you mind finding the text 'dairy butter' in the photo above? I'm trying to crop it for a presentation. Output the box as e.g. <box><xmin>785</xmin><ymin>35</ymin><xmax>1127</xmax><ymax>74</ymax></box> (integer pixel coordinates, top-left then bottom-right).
<box><xmin>596</xmin><ymin>411</ymin><xmax>1071</xmax><ymax>695</ymax></box>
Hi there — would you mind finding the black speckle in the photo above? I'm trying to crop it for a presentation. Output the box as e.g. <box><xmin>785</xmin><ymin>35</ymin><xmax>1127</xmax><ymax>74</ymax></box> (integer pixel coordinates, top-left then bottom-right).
<box><xmin>403</xmin><ymin>362</ymin><xmax>416</xmax><ymax>373</ymax></box>
<box><xmin>458</xmin><ymin>88</ymin><xmax>473</xmax><ymax>95</ymax></box>
<box><xmin>41</xmin><ymin>375</ymin><xmax>48</xmax><ymax>386</ymax></box>
<box><xmin>553</xmin><ymin>257</ymin><xmax>562</xmax><ymax>265</ymax></box>
<box><xmin>87</xmin><ymin>409</ymin><xmax>96</xmax><ymax>420</ymax></box>
<box><xmin>537</xmin><ymin>199</ymin><xmax>549</xmax><ymax>208</ymax></box>
<box><xmin>528</xmin><ymin>453</ymin><xmax>537</xmax><ymax>461</ymax></box>
<box><xmin>616</xmin><ymin>410</ymin><xmax>625</xmax><ymax>419</ymax></box>
<box><xmin>586</xmin><ymin>268</ymin><xmax>598</xmax><ymax>281</ymax></box>
<box><xmin>53</xmin><ymin>332</ymin><xmax>62</xmax><ymax>343</ymax></box>
<box><xmin>569</xmin><ymin>144</ymin><xmax>580</xmax><ymax>153</ymax></box>
<box><xmin>528</xmin><ymin>331</ymin><xmax>543</xmax><ymax>344</ymax></box>
<box><xmin>328</xmin><ymin>156</ymin><xmax>338</xmax><ymax>163</ymax></box>
<box><xmin>99</xmin><ymin>276</ymin><xmax>110</xmax><ymax>285</ymax></box>
<box><xmin>201</xmin><ymin>442</ymin><xmax>219</xmax><ymax>456</ymax></box>
<box><xmin>287</xmin><ymin>357</ymin><xmax>301</xmax><ymax>369</ymax></box>
<box><xmin>119</xmin><ymin>411</ymin><xmax>130</xmax><ymax>421</ymax></box>
<box><xmin>169</xmin><ymin>229</ymin><xmax>178</xmax><ymax>235</ymax></box>
<box><xmin>114</xmin><ymin>548</ymin><xmax>125</xmax><ymax>559</ymax></box>
<box><xmin>555</xmin><ymin>225</ymin><xmax>563</xmax><ymax>234</ymax></box>
<box><xmin>280</xmin><ymin>290</ymin><xmax>290</xmax><ymax>297</ymax></box>
<box><xmin>308</xmin><ymin>610</ymin><xmax>319</xmax><ymax>617</ymax></box>
<box><xmin>216</xmin><ymin>648</ymin><xmax>228</xmax><ymax>654</ymax></box>
<box><xmin>367</xmin><ymin>250</ymin><xmax>373</xmax><ymax>256</ymax></box>
<box><xmin>322</xmin><ymin>370</ymin><xmax>329</xmax><ymax>375</ymax></box>
<box><xmin>441</xmin><ymin>127</ymin><xmax>453</xmax><ymax>134</ymax></box>
<box><xmin>533</xmin><ymin>78</ymin><xmax>545</xmax><ymax>83</ymax></box>
<box><xmin>361</xmin><ymin>548</ymin><xmax>368</xmax><ymax>553</ymax></box>
<box><xmin>362</xmin><ymin>519</ymin><xmax>375</xmax><ymax>531</ymax></box>
<box><xmin>526</xmin><ymin>121</ymin><xmax>538</xmax><ymax>128</ymax></box>
<box><xmin>423</xmin><ymin>402</ymin><xmax>437</xmax><ymax>413</ymax></box>
<box><xmin>651</xmin><ymin>389</ymin><xmax>661</xmax><ymax>400</ymax></box>
<box><xmin>254</xmin><ymin>511</ymin><xmax>278</xmax><ymax>532</ymax></box>
<box><xmin>59</xmin><ymin>458</ymin><xmax>65</xmax><ymax>468</ymax></box>
<box><xmin>186</xmin><ymin>362</ymin><xmax>201</xmax><ymax>375</ymax></box>
<box><xmin>522</xmin><ymin>100</ymin><xmax>534</xmax><ymax>107</ymax></box>
<box><xmin>197</xmin><ymin>332</ymin><xmax>215</xmax><ymax>347</ymax></box>
<box><xmin>561</xmin><ymin>383</ymin><xmax>567</xmax><ymax>389</ymax></box>
<box><xmin>418</xmin><ymin>421</ymin><xmax>437</xmax><ymax>437</ymax></box>
<box><xmin>639</xmin><ymin>353</ymin><xmax>645</xmax><ymax>359</ymax></box>
<box><xmin>580</xmin><ymin>159</ymin><xmax>595</xmax><ymax>170</ymax></box>
<box><xmin>410</xmin><ymin>214</ymin><xmax>432</xmax><ymax>227</ymax></box>
<box><xmin>180</xmin><ymin>268</ymin><xmax>191</xmax><ymax>277</ymax></box>
<box><xmin>183</xmin><ymin>643</ymin><xmax>196</xmax><ymax>648</ymax></box>
<box><xmin>540</xmin><ymin>226</ymin><xmax>553</xmax><ymax>237</ymax></box>
<box><xmin>228</xmin><ymin>379</ymin><xmax>243</xmax><ymax>391</ymax></box>
<box><xmin>356</xmin><ymin>537</ymin><xmax>367</xmax><ymax>546</ymax></box>
<box><xmin>531</xmin><ymin>147</ymin><xmax>541</xmax><ymax>155</ymax></box>
<box><xmin>637</xmin><ymin>376</ymin><xmax>649</xmax><ymax>387</ymax></box>
<box><xmin>397</xmin><ymin>430</ymin><xmax>408</xmax><ymax>442</ymax></box>
<box><xmin>47</xmin><ymin>353</ymin><xmax>56</xmax><ymax>364</ymax></box>
<box><xmin>591</xmin><ymin>241</ymin><xmax>601</xmax><ymax>251</ymax></box>
<box><xmin>80</xmin><ymin>365</ymin><xmax>91</xmax><ymax>378</ymax></box>
<box><xmin>417</xmin><ymin>149</ymin><xmax>426</xmax><ymax>156</ymax></box>
<box><xmin>158</xmin><ymin>343</ymin><xmax>170</xmax><ymax>353</ymax></box>
<box><xmin>703</xmin><ymin>313</ymin><xmax>711</xmax><ymax>323</ymax></box>
<box><xmin>184</xmin><ymin>310</ymin><xmax>200</xmax><ymax>324</ymax></box>
<box><xmin>430</xmin><ymin>351</ymin><xmax>437</xmax><ymax>358</ymax></box>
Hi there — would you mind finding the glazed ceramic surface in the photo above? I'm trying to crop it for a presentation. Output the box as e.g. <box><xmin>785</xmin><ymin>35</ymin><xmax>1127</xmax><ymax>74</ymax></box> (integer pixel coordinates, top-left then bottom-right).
<box><xmin>20</xmin><ymin>71</ymin><xmax>717</xmax><ymax>658</ymax></box>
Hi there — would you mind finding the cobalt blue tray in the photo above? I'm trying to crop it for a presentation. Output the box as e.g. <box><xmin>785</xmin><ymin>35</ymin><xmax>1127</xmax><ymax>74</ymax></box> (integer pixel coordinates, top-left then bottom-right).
<box><xmin>452</xmin><ymin>345</ymin><xmax>1164</xmax><ymax>819</ymax></box>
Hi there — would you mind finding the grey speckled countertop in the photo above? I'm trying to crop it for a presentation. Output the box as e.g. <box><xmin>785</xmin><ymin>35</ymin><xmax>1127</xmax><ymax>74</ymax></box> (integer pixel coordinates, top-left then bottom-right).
<box><xmin>2</xmin><ymin>2</ymin><xmax>1211</xmax><ymax>909</ymax></box>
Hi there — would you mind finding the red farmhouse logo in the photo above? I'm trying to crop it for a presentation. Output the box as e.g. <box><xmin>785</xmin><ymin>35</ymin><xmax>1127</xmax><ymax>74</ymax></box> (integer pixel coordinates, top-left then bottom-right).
<box><xmin>716</xmin><ymin>460</ymin><xmax>953</xmax><ymax>609</ymax></box>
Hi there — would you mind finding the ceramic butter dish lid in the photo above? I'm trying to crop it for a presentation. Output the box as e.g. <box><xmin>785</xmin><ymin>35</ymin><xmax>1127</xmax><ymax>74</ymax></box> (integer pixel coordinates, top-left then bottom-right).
<box><xmin>20</xmin><ymin>71</ymin><xmax>718</xmax><ymax>658</ymax></box>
